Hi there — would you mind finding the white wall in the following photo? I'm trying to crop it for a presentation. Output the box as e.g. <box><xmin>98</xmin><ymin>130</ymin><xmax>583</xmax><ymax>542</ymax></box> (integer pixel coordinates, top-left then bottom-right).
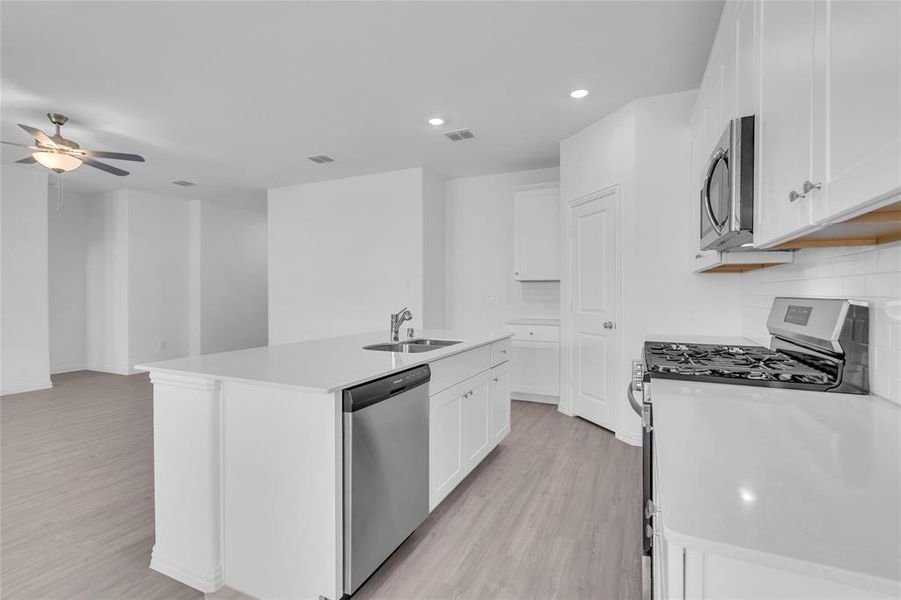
<box><xmin>127</xmin><ymin>190</ymin><xmax>192</xmax><ymax>366</ymax></box>
<box><xmin>48</xmin><ymin>190</ymin><xmax>89</xmax><ymax>373</ymax></box>
<box><xmin>85</xmin><ymin>191</ymin><xmax>131</xmax><ymax>373</ymax></box>
<box><xmin>422</xmin><ymin>169</ymin><xmax>447</xmax><ymax>330</ymax></box>
<box><xmin>83</xmin><ymin>190</ymin><xmax>268</xmax><ymax>373</ymax></box>
<box><xmin>741</xmin><ymin>242</ymin><xmax>901</xmax><ymax>404</ymax></box>
<box><xmin>560</xmin><ymin>91</ymin><xmax>743</xmax><ymax>443</ymax></box>
<box><xmin>199</xmin><ymin>199</ymin><xmax>268</xmax><ymax>354</ymax></box>
<box><xmin>445</xmin><ymin>167</ymin><xmax>561</xmax><ymax>333</ymax></box>
<box><xmin>0</xmin><ymin>166</ymin><xmax>51</xmax><ymax>394</ymax></box>
<box><xmin>268</xmin><ymin>168</ymin><xmax>439</xmax><ymax>343</ymax></box>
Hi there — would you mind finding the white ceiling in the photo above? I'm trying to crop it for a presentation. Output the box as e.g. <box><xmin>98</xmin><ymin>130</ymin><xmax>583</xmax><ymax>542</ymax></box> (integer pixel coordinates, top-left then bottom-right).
<box><xmin>1</xmin><ymin>1</ymin><xmax>722</xmax><ymax>201</ymax></box>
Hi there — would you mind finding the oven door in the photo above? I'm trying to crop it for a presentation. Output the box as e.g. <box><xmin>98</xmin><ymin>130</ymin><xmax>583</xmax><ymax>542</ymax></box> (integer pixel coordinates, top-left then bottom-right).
<box><xmin>700</xmin><ymin>124</ymin><xmax>733</xmax><ymax>250</ymax></box>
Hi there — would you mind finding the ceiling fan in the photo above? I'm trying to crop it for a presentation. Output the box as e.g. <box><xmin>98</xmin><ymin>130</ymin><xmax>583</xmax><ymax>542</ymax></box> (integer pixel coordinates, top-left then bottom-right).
<box><xmin>1</xmin><ymin>113</ymin><xmax>145</xmax><ymax>176</ymax></box>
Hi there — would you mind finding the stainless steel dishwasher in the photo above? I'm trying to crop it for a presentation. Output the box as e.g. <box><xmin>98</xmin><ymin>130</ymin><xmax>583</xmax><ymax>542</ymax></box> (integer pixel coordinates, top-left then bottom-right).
<box><xmin>342</xmin><ymin>364</ymin><xmax>430</xmax><ymax>595</ymax></box>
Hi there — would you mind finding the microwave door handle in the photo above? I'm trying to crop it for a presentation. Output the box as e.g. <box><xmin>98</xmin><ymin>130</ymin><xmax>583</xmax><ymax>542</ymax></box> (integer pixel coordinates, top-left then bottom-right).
<box><xmin>703</xmin><ymin>148</ymin><xmax>728</xmax><ymax>236</ymax></box>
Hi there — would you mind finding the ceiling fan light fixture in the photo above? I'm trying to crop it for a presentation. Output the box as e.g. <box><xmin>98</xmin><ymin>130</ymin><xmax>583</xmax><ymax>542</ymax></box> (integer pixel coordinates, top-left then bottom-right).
<box><xmin>32</xmin><ymin>151</ymin><xmax>82</xmax><ymax>173</ymax></box>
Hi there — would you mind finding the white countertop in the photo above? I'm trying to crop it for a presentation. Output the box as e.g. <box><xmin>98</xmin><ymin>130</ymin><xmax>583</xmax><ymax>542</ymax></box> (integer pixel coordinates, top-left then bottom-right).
<box><xmin>652</xmin><ymin>377</ymin><xmax>901</xmax><ymax>593</ymax></box>
<box><xmin>136</xmin><ymin>329</ymin><xmax>512</xmax><ymax>393</ymax></box>
<box><xmin>506</xmin><ymin>318</ymin><xmax>560</xmax><ymax>326</ymax></box>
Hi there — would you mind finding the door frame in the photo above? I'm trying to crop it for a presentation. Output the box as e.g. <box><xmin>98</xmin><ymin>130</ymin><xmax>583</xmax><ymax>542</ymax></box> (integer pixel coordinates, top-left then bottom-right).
<box><xmin>558</xmin><ymin>184</ymin><xmax>622</xmax><ymax>435</ymax></box>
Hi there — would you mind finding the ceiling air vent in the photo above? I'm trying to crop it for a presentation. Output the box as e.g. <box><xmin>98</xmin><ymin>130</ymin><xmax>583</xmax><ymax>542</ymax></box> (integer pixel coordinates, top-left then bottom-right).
<box><xmin>445</xmin><ymin>128</ymin><xmax>475</xmax><ymax>141</ymax></box>
<box><xmin>171</xmin><ymin>180</ymin><xmax>196</xmax><ymax>187</ymax></box>
<box><xmin>306</xmin><ymin>154</ymin><xmax>335</xmax><ymax>164</ymax></box>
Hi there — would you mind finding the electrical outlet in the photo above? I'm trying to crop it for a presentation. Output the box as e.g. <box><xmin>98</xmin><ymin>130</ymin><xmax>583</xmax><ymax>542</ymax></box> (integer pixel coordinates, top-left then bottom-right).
<box><xmin>488</xmin><ymin>297</ymin><xmax>496</xmax><ymax>306</ymax></box>
<box><xmin>158</xmin><ymin>340</ymin><xmax>168</xmax><ymax>351</ymax></box>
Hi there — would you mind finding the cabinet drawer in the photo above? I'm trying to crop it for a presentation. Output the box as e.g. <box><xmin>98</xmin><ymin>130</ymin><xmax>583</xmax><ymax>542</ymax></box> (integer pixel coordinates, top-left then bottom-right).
<box><xmin>490</xmin><ymin>338</ymin><xmax>512</xmax><ymax>366</ymax></box>
<box><xmin>429</xmin><ymin>346</ymin><xmax>490</xmax><ymax>396</ymax></box>
<box><xmin>507</xmin><ymin>324</ymin><xmax>559</xmax><ymax>343</ymax></box>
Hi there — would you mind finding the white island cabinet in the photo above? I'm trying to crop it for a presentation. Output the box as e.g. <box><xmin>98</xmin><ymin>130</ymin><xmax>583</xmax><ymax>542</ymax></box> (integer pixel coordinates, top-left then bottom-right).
<box><xmin>137</xmin><ymin>329</ymin><xmax>512</xmax><ymax>600</ymax></box>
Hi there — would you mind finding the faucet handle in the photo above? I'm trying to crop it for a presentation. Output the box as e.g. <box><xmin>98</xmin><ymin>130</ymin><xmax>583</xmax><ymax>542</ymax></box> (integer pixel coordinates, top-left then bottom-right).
<box><xmin>393</xmin><ymin>306</ymin><xmax>408</xmax><ymax>317</ymax></box>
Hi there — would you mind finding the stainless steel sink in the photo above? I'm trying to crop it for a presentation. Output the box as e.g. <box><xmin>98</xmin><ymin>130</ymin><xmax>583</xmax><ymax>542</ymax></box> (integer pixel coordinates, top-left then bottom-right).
<box><xmin>364</xmin><ymin>343</ymin><xmax>435</xmax><ymax>353</ymax></box>
<box><xmin>405</xmin><ymin>339</ymin><xmax>461</xmax><ymax>347</ymax></box>
<box><xmin>363</xmin><ymin>339</ymin><xmax>462</xmax><ymax>353</ymax></box>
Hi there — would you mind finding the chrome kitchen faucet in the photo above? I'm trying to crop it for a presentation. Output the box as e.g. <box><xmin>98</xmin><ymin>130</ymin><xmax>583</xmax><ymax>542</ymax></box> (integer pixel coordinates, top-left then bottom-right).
<box><xmin>390</xmin><ymin>307</ymin><xmax>413</xmax><ymax>341</ymax></box>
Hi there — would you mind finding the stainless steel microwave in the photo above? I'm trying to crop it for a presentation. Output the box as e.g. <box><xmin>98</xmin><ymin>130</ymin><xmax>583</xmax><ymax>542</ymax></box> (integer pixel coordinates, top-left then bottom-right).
<box><xmin>700</xmin><ymin>115</ymin><xmax>754</xmax><ymax>251</ymax></box>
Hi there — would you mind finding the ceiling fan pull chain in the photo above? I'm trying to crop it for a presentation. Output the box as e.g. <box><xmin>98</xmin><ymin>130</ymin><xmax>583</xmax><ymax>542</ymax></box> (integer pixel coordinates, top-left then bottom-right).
<box><xmin>57</xmin><ymin>173</ymin><xmax>64</xmax><ymax>211</ymax></box>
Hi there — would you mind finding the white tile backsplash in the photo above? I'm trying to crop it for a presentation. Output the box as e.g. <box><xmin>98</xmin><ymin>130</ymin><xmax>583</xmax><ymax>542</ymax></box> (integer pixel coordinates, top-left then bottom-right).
<box><xmin>515</xmin><ymin>280</ymin><xmax>560</xmax><ymax>319</ymax></box>
<box><xmin>741</xmin><ymin>241</ymin><xmax>901</xmax><ymax>403</ymax></box>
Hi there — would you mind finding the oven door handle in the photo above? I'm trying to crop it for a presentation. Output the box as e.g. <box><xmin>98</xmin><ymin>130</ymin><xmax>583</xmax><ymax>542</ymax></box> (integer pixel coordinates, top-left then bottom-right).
<box><xmin>703</xmin><ymin>147</ymin><xmax>729</xmax><ymax>236</ymax></box>
<box><xmin>627</xmin><ymin>382</ymin><xmax>643</xmax><ymax>417</ymax></box>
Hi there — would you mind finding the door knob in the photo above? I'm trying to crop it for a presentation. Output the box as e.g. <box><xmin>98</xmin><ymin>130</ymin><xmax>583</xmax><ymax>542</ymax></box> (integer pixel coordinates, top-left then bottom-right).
<box><xmin>603</xmin><ymin>321</ymin><xmax>615</xmax><ymax>329</ymax></box>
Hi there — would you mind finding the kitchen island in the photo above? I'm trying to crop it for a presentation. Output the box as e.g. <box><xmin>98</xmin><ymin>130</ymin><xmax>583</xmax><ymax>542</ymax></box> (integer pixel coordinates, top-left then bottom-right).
<box><xmin>137</xmin><ymin>329</ymin><xmax>513</xmax><ymax>600</ymax></box>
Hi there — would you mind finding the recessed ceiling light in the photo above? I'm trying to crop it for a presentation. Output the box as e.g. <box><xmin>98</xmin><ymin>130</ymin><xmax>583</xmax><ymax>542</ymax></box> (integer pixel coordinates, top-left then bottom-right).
<box><xmin>570</xmin><ymin>89</ymin><xmax>590</xmax><ymax>99</ymax></box>
<box><xmin>428</xmin><ymin>117</ymin><xmax>445</xmax><ymax>126</ymax></box>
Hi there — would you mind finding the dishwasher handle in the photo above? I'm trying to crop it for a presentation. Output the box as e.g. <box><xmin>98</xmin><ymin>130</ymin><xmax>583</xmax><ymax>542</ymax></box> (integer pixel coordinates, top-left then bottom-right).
<box><xmin>342</xmin><ymin>365</ymin><xmax>431</xmax><ymax>412</ymax></box>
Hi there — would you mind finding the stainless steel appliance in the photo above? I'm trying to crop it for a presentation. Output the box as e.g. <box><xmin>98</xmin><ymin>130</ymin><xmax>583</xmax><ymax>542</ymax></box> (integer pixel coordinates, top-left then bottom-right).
<box><xmin>343</xmin><ymin>365</ymin><xmax>430</xmax><ymax>595</ymax></box>
<box><xmin>628</xmin><ymin>297</ymin><xmax>870</xmax><ymax>600</ymax></box>
<box><xmin>700</xmin><ymin>115</ymin><xmax>755</xmax><ymax>251</ymax></box>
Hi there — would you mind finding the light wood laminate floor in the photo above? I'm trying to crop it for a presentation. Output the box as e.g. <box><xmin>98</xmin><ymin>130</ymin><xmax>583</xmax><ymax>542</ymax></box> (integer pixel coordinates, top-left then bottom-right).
<box><xmin>1</xmin><ymin>371</ymin><xmax>641</xmax><ymax>600</ymax></box>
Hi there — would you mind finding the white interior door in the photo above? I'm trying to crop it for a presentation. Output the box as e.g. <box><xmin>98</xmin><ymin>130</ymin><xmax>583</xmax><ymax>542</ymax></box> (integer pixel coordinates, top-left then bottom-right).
<box><xmin>568</xmin><ymin>190</ymin><xmax>618</xmax><ymax>430</ymax></box>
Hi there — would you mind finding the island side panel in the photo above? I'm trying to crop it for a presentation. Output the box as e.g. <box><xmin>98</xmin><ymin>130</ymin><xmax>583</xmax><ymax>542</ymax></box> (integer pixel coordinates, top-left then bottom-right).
<box><xmin>222</xmin><ymin>381</ymin><xmax>342</xmax><ymax>600</ymax></box>
<box><xmin>149</xmin><ymin>372</ymin><xmax>224</xmax><ymax>592</ymax></box>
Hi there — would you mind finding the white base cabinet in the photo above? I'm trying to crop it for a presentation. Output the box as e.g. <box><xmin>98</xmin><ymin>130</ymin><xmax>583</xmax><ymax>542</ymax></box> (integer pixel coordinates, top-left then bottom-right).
<box><xmin>428</xmin><ymin>341</ymin><xmax>511</xmax><ymax>511</ymax></box>
<box><xmin>507</xmin><ymin>320</ymin><xmax>559</xmax><ymax>401</ymax></box>
<box><xmin>489</xmin><ymin>362</ymin><xmax>510</xmax><ymax>444</ymax></box>
<box><xmin>655</xmin><ymin>539</ymin><xmax>897</xmax><ymax>600</ymax></box>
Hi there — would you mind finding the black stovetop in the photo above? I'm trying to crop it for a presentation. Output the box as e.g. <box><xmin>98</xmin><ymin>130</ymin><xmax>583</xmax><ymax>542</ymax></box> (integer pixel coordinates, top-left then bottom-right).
<box><xmin>643</xmin><ymin>341</ymin><xmax>837</xmax><ymax>390</ymax></box>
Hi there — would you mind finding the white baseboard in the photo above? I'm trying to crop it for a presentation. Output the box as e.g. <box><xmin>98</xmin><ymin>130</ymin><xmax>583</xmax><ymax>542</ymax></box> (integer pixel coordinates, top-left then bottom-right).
<box><xmin>512</xmin><ymin>392</ymin><xmax>559</xmax><ymax>405</ymax></box>
<box><xmin>556</xmin><ymin>404</ymin><xmax>574</xmax><ymax>417</ymax></box>
<box><xmin>1</xmin><ymin>379</ymin><xmax>53</xmax><ymax>396</ymax></box>
<box><xmin>50</xmin><ymin>363</ymin><xmax>88</xmax><ymax>375</ymax></box>
<box><xmin>86</xmin><ymin>364</ymin><xmax>137</xmax><ymax>376</ymax></box>
<box><xmin>150</xmin><ymin>546</ymin><xmax>223</xmax><ymax>593</ymax></box>
<box><xmin>616</xmin><ymin>429</ymin><xmax>642</xmax><ymax>447</ymax></box>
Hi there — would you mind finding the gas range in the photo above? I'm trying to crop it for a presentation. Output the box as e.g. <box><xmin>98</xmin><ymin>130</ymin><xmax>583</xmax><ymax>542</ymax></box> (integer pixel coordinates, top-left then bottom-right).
<box><xmin>641</xmin><ymin>297</ymin><xmax>870</xmax><ymax>394</ymax></box>
<box><xmin>644</xmin><ymin>341</ymin><xmax>835</xmax><ymax>390</ymax></box>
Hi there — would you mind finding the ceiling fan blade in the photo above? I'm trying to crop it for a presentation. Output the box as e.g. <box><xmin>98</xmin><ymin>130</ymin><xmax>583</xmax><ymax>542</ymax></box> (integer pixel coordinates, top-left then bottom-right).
<box><xmin>1</xmin><ymin>140</ymin><xmax>37</xmax><ymax>149</ymax></box>
<box><xmin>80</xmin><ymin>149</ymin><xmax>145</xmax><ymax>162</ymax></box>
<box><xmin>18</xmin><ymin>124</ymin><xmax>58</xmax><ymax>148</ymax></box>
<box><xmin>82</xmin><ymin>158</ymin><xmax>129</xmax><ymax>176</ymax></box>
<box><xmin>16</xmin><ymin>156</ymin><xmax>37</xmax><ymax>164</ymax></box>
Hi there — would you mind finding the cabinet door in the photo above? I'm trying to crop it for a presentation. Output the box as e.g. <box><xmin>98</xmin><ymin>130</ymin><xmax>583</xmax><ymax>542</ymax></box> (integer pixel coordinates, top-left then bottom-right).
<box><xmin>814</xmin><ymin>0</ymin><xmax>901</xmax><ymax>222</ymax></box>
<box><xmin>461</xmin><ymin>375</ymin><xmax>491</xmax><ymax>473</ymax></box>
<box><xmin>514</xmin><ymin>186</ymin><xmax>560</xmax><ymax>280</ymax></box>
<box><xmin>489</xmin><ymin>363</ymin><xmax>510</xmax><ymax>445</ymax></box>
<box><xmin>429</xmin><ymin>383</ymin><xmax>464</xmax><ymax>511</ymax></box>
<box><xmin>756</xmin><ymin>0</ymin><xmax>817</xmax><ymax>247</ymax></box>
<box><xmin>735</xmin><ymin>0</ymin><xmax>760</xmax><ymax>118</ymax></box>
<box><xmin>510</xmin><ymin>341</ymin><xmax>560</xmax><ymax>397</ymax></box>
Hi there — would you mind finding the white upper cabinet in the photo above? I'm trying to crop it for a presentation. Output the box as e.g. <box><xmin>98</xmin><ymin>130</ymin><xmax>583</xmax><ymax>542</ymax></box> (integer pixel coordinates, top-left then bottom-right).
<box><xmin>513</xmin><ymin>183</ymin><xmax>560</xmax><ymax>280</ymax></box>
<box><xmin>813</xmin><ymin>1</ymin><xmax>901</xmax><ymax>223</ymax></box>
<box><xmin>697</xmin><ymin>0</ymin><xmax>901</xmax><ymax>250</ymax></box>
<box><xmin>755</xmin><ymin>0</ymin><xmax>818</xmax><ymax>246</ymax></box>
<box><xmin>755</xmin><ymin>0</ymin><xmax>901</xmax><ymax>247</ymax></box>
